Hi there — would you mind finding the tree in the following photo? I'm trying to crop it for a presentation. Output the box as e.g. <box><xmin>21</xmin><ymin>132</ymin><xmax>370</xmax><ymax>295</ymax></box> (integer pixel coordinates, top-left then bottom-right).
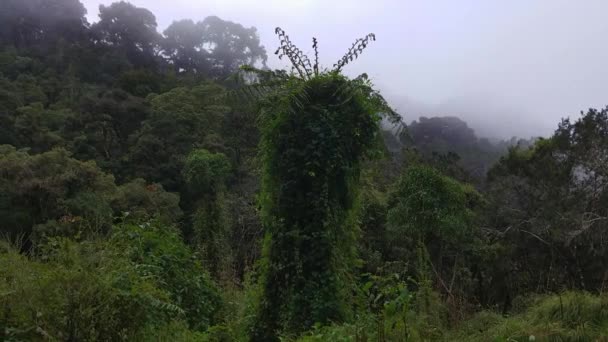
<box><xmin>92</xmin><ymin>1</ymin><xmax>161</xmax><ymax>69</ymax></box>
<box><xmin>162</xmin><ymin>16</ymin><xmax>267</xmax><ymax>77</ymax></box>
<box><xmin>128</xmin><ymin>84</ymin><xmax>229</xmax><ymax>190</ymax></box>
<box><xmin>200</xmin><ymin>16</ymin><xmax>267</xmax><ymax>77</ymax></box>
<box><xmin>182</xmin><ymin>149</ymin><xmax>232</xmax><ymax>277</ymax></box>
<box><xmin>111</xmin><ymin>221</ymin><xmax>222</xmax><ymax>331</ymax></box>
<box><xmin>0</xmin><ymin>0</ymin><xmax>88</xmax><ymax>49</ymax></box>
<box><xmin>68</xmin><ymin>88</ymin><xmax>150</xmax><ymax>178</ymax></box>
<box><xmin>249</xmin><ymin>29</ymin><xmax>400</xmax><ymax>340</ymax></box>
<box><xmin>0</xmin><ymin>146</ymin><xmax>116</xmax><ymax>242</ymax></box>
<box><xmin>407</xmin><ymin>116</ymin><xmax>507</xmax><ymax>181</ymax></box>
<box><xmin>0</xmin><ymin>146</ymin><xmax>182</xmax><ymax>245</ymax></box>
<box><xmin>162</xmin><ymin>19</ymin><xmax>209</xmax><ymax>75</ymax></box>
<box><xmin>13</xmin><ymin>103</ymin><xmax>70</xmax><ymax>153</ymax></box>
<box><xmin>486</xmin><ymin>107</ymin><xmax>608</xmax><ymax>298</ymax></box>
<box><xmin>1</xmin><ymin>221</ymin><xmax>221</xmax><ymax>340</ymax></box>
<box><xmin>112</xmin><ymin>178</ymin><xmax>183</xmax><ymax>225</ymax></box>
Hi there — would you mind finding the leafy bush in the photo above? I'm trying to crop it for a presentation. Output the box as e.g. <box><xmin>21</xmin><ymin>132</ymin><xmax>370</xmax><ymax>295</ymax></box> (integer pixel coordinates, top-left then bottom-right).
<box><xmin>449</xmin><ymin>292</ymin><xmax>608</xmax><ymax>341</ymax></box>
<box><xmin>0</xmin><ymin>220</ymin><xmax>221</xmax><ymax>341</ymax></box>
<box><xmin>111</xmin><ymin>221</ymin><xmax>222</xmax><ymax>331</ymax></box>
<box><xmin>0</xmin><ymin>238</ymin><xmax>175</xmax><ymax>341</ymax></box>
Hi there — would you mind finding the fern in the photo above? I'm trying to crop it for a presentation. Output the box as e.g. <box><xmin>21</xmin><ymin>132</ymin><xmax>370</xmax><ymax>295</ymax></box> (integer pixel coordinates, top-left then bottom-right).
<box><xmin>333</xmin><ymin>33</ymin><xmax>376</xmax><ymax>72</ymax></box>
<box><xmin>274</xmin><ymin>27</ymin><xmax>313</xmax><ymax>79</ymax></box>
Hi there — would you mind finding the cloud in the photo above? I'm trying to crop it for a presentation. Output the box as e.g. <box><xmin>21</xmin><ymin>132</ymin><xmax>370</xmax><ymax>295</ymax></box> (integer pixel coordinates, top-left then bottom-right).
<box><xmin>81</xmin><ymin>0</ymin><xmax>608</xmax><ymax>139</ymax></box>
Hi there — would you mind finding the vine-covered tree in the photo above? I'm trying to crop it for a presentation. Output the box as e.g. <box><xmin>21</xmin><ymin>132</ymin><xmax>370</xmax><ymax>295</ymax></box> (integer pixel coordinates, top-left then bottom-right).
<box><xmin>249</xmin><ymin>28</ymin><xmax>402</xmax><ymax>340</ymax></box>
<box><xmin>182</xmin><ymin>148</ymin><xmax>232</xmax><ymax>277</ymax></box>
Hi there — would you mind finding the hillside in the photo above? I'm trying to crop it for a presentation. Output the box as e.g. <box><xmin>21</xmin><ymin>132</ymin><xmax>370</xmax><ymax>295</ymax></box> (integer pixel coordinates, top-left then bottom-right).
<box><xmin>1</xmin><ymin>1</ymin><xmax>608</xmax><ymax>341</ymax></box>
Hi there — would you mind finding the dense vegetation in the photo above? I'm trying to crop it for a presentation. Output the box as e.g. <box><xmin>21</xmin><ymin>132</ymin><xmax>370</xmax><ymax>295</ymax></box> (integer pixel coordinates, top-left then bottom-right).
<box><xmin>1</xmin><ymin>1</ymin><xmax>607</xmax><ymax>340</ymax></box>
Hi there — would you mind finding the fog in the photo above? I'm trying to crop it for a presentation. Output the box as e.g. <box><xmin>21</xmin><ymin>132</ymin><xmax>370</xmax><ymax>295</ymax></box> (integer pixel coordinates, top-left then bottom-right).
<box><xmin>82</xmin><ymin>0</ymin><xmax>608</xmax><ymax>139</ymax></box>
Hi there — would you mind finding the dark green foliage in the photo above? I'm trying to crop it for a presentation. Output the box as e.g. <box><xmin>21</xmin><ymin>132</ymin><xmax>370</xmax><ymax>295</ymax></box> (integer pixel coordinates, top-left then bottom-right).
<box><xmin>112</xmin><ymin>179</ymin><xmax>183</xmax><ymax>224</ymax></box>
<box><xmin>13</xmin><ymin>103</ymin><xmax>70</xmax><ymax>153</ymax></box>
<box><xmin>183</xmin><ymin>149</ymin><xmax>233</xmax><ymax>277</ymax></box>
<box><xmin>0</xmin><ymin>0</ymin><xmax>88</xmax><ymax>49</ymax></box>
<box><xmin>66</xmin><ymin>88</ymin><xmax>150</xmax><ymax>178</ymax></box>
<box><xmin>128</xmin><ymin>84</ymin><xmax>228</xmax><ymax>190</ymax></box>
<box><xmin>0</xmin><ymin>146</ymin><xmax>115</xmax><ymax>241</ymax></box>
<box><xmin>0</xmin><ymin>221</ymin><xmax>221</xmax><ymax>340</ymax></box>
<box><xmin>200</xmin><ymin>16</ymin><xmax>268</xmax><ymax>77</ymax></box>
<box><xmin>387</xmin><ymin>165</ymin><xmax>480</xmax><ymax>244</ymax></box>
<box><xmin>0</xmin><ymin>146</ymin><xmax>181</xmax><ymax>244</ymax></box>
<box><xmin>407</xmin><ymin>116</ymin><xmax>513</xmax><ymax>182</ymax></box>
<box><xmin>92</xmin><ymin>1</ymin><xmax>161</xmax><ymax>69</ymax></box>
<box><xmin>252</xmin><ymin>71</ymin><xmax>385</xmax><ymax>339</ymax></box>
<box><xmin>485</xmin><ymin>107</ymin><xmax>608</xmax><ymax>298</ymax></box>
<box><xmin>183</xmin><ymin>149</ymin><xmax>231</xmax><ymax>195</ymax></box>
<box><xmin>2</xmin><ymin>1</ymin><xmax>608</xmax><ymax>340</ymax></box>
<box><xmin>386</xmin><ymin>165</ymin><xmax>486</xmax><ymax>319</ymax></box>
<box><xmin>245</xmin><ymin>28</ymin><xmax>403</xmax><ymax>340</ymax></box>
<box><xmin>111</xmin><ymin>222</ymin><xmax>222</xmax><ymax>331</ymax></box>
<box><xmin>0</xmin><ymin>238</ymin><xmax>170</xmax><ymax>341</ymax></box>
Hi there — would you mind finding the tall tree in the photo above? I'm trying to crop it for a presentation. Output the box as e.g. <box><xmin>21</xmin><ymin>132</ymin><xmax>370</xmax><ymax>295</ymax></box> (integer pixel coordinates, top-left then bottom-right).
<box><xmin>92</xmin><ymin>1</ymin><xmax>161</xmax><ymax>69</ymax></box>
<box><xmin>0</xmin><ymin>0</ymin><xmax>88</xmax><ymax>49</ymax></box>
<box><xmin>486</xmin><ymin>107</ymin><xmax>608</xmax><ymax>296</ymax></box>
<box><xmin>162</xmin><ymin>19</ymin><xmax>209</xmax><ymax>74</ymax></box>
<box><xmin>249</xmin><ymin>29</ymin><xmax>400</xmax><ymax>340</ymax></box>
<box><xmin>200</xmin><ymin>16</ymin><xmax>267</xmax><ymax>77</ymax></box>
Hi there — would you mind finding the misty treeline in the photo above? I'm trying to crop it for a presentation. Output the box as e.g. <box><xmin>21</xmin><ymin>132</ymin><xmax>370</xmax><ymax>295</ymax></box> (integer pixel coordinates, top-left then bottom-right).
<box><xmin>1</xmin><ymin>0</ymin><xmax>608</xmax><ymax>341</ymax></box>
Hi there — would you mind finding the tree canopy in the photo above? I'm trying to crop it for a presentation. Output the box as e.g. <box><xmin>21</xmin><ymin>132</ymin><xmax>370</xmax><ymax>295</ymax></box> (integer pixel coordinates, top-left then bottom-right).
<box><xmin>1</xmin><ymin>0</ymin><xmax>607</xmax><ymax>340</ymax></box>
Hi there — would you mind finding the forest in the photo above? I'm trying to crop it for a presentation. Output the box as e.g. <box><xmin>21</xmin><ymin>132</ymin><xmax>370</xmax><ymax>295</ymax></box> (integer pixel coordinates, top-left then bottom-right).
<box><xmin>1</xmin><ymin>0</ymin><xmax>607</xmax><ymax>341</ymax></box>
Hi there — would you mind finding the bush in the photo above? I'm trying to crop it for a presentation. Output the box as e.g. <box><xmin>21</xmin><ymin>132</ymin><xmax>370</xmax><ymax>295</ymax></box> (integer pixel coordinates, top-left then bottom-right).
<box><xmin>111</xmin><ymin>221</ymin><xmax>222</xmax><ymax>331</ymax></box>
<box><xmin>0</xmin><ymin>238</ymin><xmax>175</xmax><ymax>341</ymax></box>
<box><xmin>0</xmin><ymin>221</ymin><xmax>222</xmax><ymax>341</ymax></box>
<box><xmin>449</xmin><ymin>292</ymin><xmax>608</xmax><ymax>341</ymax></box>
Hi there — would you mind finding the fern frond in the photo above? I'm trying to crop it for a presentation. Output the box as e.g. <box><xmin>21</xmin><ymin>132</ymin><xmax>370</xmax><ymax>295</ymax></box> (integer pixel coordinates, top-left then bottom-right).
<box><xmin>333</xmin><ymin>33</ymin><xmax>376</xmax><ymax>72</ymax></box>
<box><xmin>274</xmin><ymin>27</ymin><xmax>313</xmax><ymax>79</ymax></box>
<box><xmin>312</xmin><ymin>37</ymin><xmax>320</xmax><ymax>76</ymax></box>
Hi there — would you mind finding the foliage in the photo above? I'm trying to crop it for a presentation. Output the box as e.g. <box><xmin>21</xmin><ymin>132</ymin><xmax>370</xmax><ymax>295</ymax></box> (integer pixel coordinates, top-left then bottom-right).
<box><xmin>387</xmin><ymin>165</ymin><xmax>480</xmax><ymax>244</ymax></box>
<box><xmin>0</xmin><ymin>146</ymin><xmax>116</xmax><ymax>241</ymax></box>
<box><xmin>183</xmin><ymin>149</ymin><xmax>233</xmax><ymax>277</ymax></box>
<box><xmin>0</xmin><ymin>238</ymin><xmax>179</xmax><ymax>341</ymax></box>
<box><xmin>449</xmin><ymin>292</ymin><xmax>608</xmax><ymax>341</ymax></box>
<box><xmin>128</xmin><ymin>84</ymin><xmax>229</xmax><ymax>190</ymax></box>
<box><xmin>0</xmin><ymin>0</ymin><xmax>88</xmax><ymax>49</ymax></box>
<box><xmin>92</xmin><ymin>1</ymin><xmax>161</xmax><ymax>69</ymax></box>
<box><xmin>2</xmin><ymin>1</ymin><xmax>608</xmax><ymax>340</ymax></box>
<box><xmin>0</xmin><ymin>220</ymin><xmax>221</xmax><ymax>341</ymax></box>
<box><xmin>385</xmin><ymin>165</ymin><xmax>488</xmax><ymax>321</ymax></box>
<box><xmin>406</xmin><ymin>116</ymin><xmax>521</xmax><ymax>182</ymax></box>
<box><xmin>0</xmin><ymin>146</ymin><xmax>181</xmax><ymax>244</ymax></box>
<box><xmin>252</xmin><ymin>73</ymin><xmax>383</xmax><ymax>339</ymax></box>
<box><xmin>248</xmin><ymin>27</ymin><xmax>402</xmax><ymax>340</ymax></box>
<box><xmin>111</xmin><ymin>221</ymin><xmax>222</xmax><ymax>331</ymax></box>
<box><xmin>183</xmin><ymin>149</ymin><xmax>232</xmax><ymax>194</ymax></box>
<box><xmin>485</xmin><ymin>107</ymin><xmax>608</xmax><ymax>301</ymax></box>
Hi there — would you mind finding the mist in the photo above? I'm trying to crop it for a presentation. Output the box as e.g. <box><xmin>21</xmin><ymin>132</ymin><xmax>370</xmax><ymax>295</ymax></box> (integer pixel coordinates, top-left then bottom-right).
<box><xmin>81</xmin><ymin>0</ymin><xmax>608</xmax><ymax>139</ymax></box>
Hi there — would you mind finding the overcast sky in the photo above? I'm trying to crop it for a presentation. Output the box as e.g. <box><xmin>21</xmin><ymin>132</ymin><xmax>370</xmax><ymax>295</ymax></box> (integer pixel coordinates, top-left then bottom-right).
<box><xmin>81</xmin><ymin>0</ymin><xmax>608</xmax><ymax>139</ymax></box>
